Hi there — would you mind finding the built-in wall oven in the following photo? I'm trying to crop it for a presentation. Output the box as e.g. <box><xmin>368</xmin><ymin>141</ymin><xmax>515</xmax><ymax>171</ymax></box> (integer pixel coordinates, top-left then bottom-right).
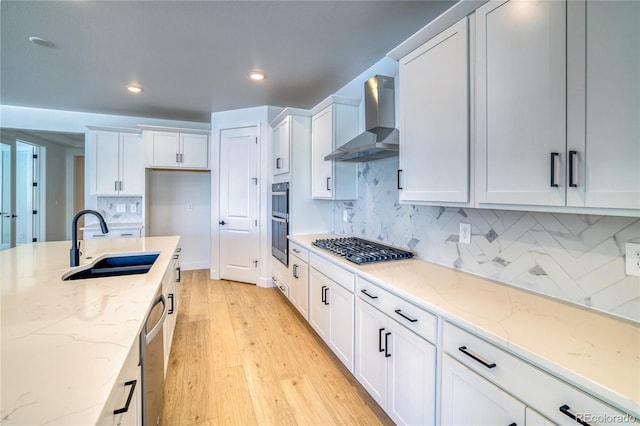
<box><xmin>271</xmin><ymin>182</ymin><xmax>289</xmax><ymax>266</ymax></box>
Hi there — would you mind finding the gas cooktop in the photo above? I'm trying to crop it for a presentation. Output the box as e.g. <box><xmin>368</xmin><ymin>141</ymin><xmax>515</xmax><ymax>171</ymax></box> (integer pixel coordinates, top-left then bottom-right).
<box><xmin>312</xmin><ymin>237</ymin><xmax>414</xmax><ymax>265</ymax></box>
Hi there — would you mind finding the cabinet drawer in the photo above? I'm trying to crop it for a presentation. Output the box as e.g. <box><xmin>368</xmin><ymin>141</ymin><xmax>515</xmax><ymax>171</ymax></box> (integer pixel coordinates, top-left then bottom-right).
<box><xmin>310</xmin><ymin>252</ymin><xmax>354</xmax><ymax>292</ymax></box>
<box><xmin>84</xmin><ymin>228</ymin><xmax>142</xmax><ymax>239</ymax></box>
<box><xmin>289</xmin><ymin>241</ymin><xmax>309</xmax><ymax>263</ymax></box>
<box><xmin>275</xmin><ymin>279</ymin><xmax>289</xmax><ymax>298</ymax></box>
<box><xmin>443</xmin><ymin>322</ymin><xmax>634</xmax><ymax>425</ymax></box>
<box><xmin>356</xmin><ymin>276</ymin><xmax>436</xmax><ymax>344</ymax></box>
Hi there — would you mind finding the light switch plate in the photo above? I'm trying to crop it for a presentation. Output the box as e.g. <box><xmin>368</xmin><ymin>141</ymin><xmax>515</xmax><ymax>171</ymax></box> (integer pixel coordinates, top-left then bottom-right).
<box><xmin>116</xmin><ymin>204</ymin><xmax>126</xmax><ymax>213</ymax></box>
<box><xmin>625</xmin><ymin>243</ymin><xmax>640</xmax><ymax>276</ymax></box>
<box><xmin>130</xmin><ymin>204</ymin><xmax>137</xmax><ymax>213</ymax></box>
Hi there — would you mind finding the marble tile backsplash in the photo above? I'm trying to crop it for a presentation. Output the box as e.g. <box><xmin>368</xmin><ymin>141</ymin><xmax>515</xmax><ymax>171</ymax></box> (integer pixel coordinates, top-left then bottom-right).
<box><xmin>332</xmin><ymin>157</ymin><xmax>640</xmax><ymax>322</ymax></box>
<box><xmin>96</xmin><ymin>196</ymin><xmax>143</xmax><ymax>223</ymax></box>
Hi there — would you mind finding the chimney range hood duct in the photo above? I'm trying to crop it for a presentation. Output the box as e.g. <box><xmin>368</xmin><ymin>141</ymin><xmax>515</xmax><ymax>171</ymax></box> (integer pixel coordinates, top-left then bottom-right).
<box><xmin>325</xmin><ymin>75</ymin><xmax>399</xmax><ymax>162</ymax></box>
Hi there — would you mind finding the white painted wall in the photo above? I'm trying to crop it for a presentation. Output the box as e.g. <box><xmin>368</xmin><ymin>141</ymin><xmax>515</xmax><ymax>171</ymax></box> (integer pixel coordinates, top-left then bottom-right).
<box><xmin>210</xmin><ymin>105</ymin><xmax>283</xmax><ymax>287</ymax></box>
<box><xmin>147</xmin><ymin>170</ymin><xmax>211</xmax><ymax>270</ymax></box>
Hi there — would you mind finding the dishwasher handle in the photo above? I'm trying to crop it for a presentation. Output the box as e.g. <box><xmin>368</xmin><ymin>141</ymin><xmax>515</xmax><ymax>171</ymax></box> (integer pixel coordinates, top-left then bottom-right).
<box><xmin>144</xmin><ymin>294</ymin><xmax>167</xmax><ymax>345</ymax></box>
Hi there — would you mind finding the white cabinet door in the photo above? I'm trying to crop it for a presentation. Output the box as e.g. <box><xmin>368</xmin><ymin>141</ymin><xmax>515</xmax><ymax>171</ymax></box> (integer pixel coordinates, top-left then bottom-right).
<box><xmin>567</xmin><ymin>0</ymin><xmax>640</xmax><ymax>210</ymax></box>
<box><xmin>93</xmin><ymin>131</ymin><xmax>120</xmax><ymax>195</ymax></box>
<box><xmin>399</xmin><ymin>17</ymin><xmax>470</xmax><ymax>204</ymax></box>
<box><xmin>98</xmin><ymin>341</ymin><xmax>141</xmax><ymax>426</ymax></box>
<box><xmin>476</xmin><ymin>0</ymin><xmax>567</xmax><ymax>207</ymax></box>
<box><xmin>355</xmin><ymin>299</ymin><xmax>389</xmax><ymax>408</ymax></box>
<box><xmin>119</xmin><ymin>133</ymin><xmax>144</xmax><ymax>195</ymax></box>
<box><xmin>387</xmin><ymin>320</ymin><xmax>436</xmax><ymax>426</ymax></box>
<box><xmin>273</xmin><ymin>116</ymin><xmax>290</xmax><ymax>176</ymax></box>
<box><xmin>149</xmin><ymin>131</ymin><xmax>181</xmax><ymax>168</ymax></box>
<box><xmin>441</xmin><ymin>354</ymin><xmax>525</xmax><ymax>426</ymax></box>
<box><xmin>311</xmin><ymin>100</ymin><xmax>359</xmax><ymax>200</ymax></box>
<box><xmin>525</xmin><ymin>407</ymin><xmax>555</xmax><ymax>426</ymax></box>
<box><xmin>311</xmin><ymin>106</ymin><xmax>334</xmax><ymax>199</ymax></box>
<box><xmin>180</xmin><ymin>133</ymin><xmax>208</xmax><ymax>169</ymax></box>
<box><xmin>309</xmin><ymin>267</ymin><xmax>330</xmax><ymax>341</ymax></box>
<box><xmin>290</xmin><ymin>257</ymin><xmax>309</xmax><ymax>319</ymax></box>
<box><xmin>327</xmin><ymin>279</ymin><xmax>354</xmax><ymax>372</ymax></box>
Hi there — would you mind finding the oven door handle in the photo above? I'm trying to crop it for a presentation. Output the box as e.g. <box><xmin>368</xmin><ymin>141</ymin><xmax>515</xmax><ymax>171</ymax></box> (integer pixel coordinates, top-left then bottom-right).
<box><xmin>271</xmin><ymin>216</ymin><xmax>287</xmax><ymax>223</ymax></box>
<box><xmin>272</xmin><ymin>191</ymin><xmax>288</xmax><ymax>196</ymax></box>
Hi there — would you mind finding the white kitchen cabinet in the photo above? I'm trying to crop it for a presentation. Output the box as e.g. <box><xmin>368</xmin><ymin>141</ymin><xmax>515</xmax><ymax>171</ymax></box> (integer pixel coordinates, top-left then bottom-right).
<box><xmin>525</xmin><ymin>407</ymin><xmax>555</xmax><ymax>426</ymax></box>
<box><xmin>355</xmin><ymin>277</ymin><xmax>437</xmax><ymax>425</ymax></box>
<box><xmin>443</xmin><ymin>321</ymin><xmax>634</xmax><ymax>426</ymax></box>
<box><xmin>441</xmin><ymin>354</ymin><xmax>526</xmax><ymax>426</ymax></box>
<box><xmin>98</xmin><ymin>338</ymin><xmax>141</xmax><ymax>426</ymax></box>
<box><xmin>272</xmin><ymin>115</ymin><xmax>291</xmax><ymax>176</ymax></box>
<box><xmin>398</xmin><ymin>17</ymin><xmax>470</xmax><ymax>205</ymax></box>
<box><xmin>311</xmin><ymin>96</ymin><xmax>360</xmax><ymax>200</ymax></box>
<box><xmin>289</xmin><ymin>241</ymin><xmax>309</xmax><ymax>319</ymax></box>
<box><xmin>83</xmin><ymin>226</ymin><xmax>143</xmax><ymax>240</ymax></box>
<box><xmin>90</xmin><ymin>129</ymin><xmax>144</xmax><ymax>196</ymax></box>
<box><xmin>475</xmin><ymin>0</ymin><xmax>567</xmax><ymax>207</ymax></box>
<box><xmin>142</xmin><ymin>127</ymin><xmax>209</xmax><ymax>170</ymax></box>
<box><xmin>308</xmin><ymin>254</ymin><xmax>355</xmax><ymax>371</ymax></box>
<box><xmin>566</xmin><ymin>0</ymin><xmax>640</xmax><ymax>210</ymax></box>
<box><xmin>163</xmin><ymin>249</ymin><xmax>181</xmax><ymax>374</ymax></box>
<box><xmin>272</xmin><ymin>256</ymin><xmax>290</xmax><ymax>298</ymax></box>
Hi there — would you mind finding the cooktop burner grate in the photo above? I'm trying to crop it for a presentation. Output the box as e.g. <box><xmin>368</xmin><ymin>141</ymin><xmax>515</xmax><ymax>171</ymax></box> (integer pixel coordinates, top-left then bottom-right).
<box><xmin>312</xmin><ymin>237</ymin><xmax>414</xmax><ymax>265</ymax></box>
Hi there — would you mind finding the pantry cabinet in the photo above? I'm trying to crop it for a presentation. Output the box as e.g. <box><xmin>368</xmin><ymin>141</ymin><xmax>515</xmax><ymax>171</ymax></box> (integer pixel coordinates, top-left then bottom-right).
<box><xmin>311</xmin><ymin>97</ymin><xmax>360</xmax><ymax>200</ymax></box>
<box><xmin>272</xmin><ymin>115</ymin><xmax>291</xmax><ymax>176</ymax></box>
<box><xmin>142</xmin><ymin>127</ymin><xmax>209</xmax><ymax>170</ymax></box>
<box><xmin>355</xmin><ymin>281</ymin><xmax>436</xmax><ymax>426</ymax></box>
<box><xmin>475</xmin><ymin>0</ymin><xmax>567</xmax><ymax>207</ymax></box>
<box><xmin>89</xmin><ymin>129</ymin><xmax>144</xmax><ymax>196</ymax></box>
<box><xmin>162</xmin><ymin>249</ymin><xmax>181</xmax><ymax>374</ymax></box>
<box><xmin>567</xmin><ymin>0</ymin><xmax>640</xmax><ymax>210</ymax></box>
<box><xmin>398</xmin><ymin>17</ymin><xmax>470</xmax><ymax>205</ymax></box>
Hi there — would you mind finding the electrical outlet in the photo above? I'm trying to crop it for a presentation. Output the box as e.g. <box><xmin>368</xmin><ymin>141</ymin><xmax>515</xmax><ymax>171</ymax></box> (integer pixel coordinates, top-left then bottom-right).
<box><xmin>130</xmin><ymin>204</ymin><xmax>137</xmax><ymax>213</ymax></box>
<box><xmin>625</xmin><ymin>243</ymin><xmax>640</xmax><ymax>276</ymax></box>
<box><xmin>343</xmin><ymin>209</ymin><xmax>350</xmax><ymax>222</ymax></box>
<box><xmin>116</xmin><ymin>204</ymin><xmax>126</xmax><ymax>213</ymax></box>
<box><xmin>459</xmin><ymin>223</ymin><xmax>471</xmax><ymax>244</ymax></box>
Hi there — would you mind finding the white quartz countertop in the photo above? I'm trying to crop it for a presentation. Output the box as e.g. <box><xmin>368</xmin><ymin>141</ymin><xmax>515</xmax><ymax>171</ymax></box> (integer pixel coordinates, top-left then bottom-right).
<box><xmin>290</xmin><ymin>234</ymin><xmax>640</xmax><ymax>417</ymax></box>
<box><xmin>0</xmin><ymin>236</ymin><xmax>180</xmax><ymax>425</ymax></box>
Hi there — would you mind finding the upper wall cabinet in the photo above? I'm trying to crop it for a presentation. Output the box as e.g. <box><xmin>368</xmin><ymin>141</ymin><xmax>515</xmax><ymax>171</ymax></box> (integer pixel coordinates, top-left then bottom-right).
<box><xmin>475</xmin><ymin>0</ymin><xmax>567</xmax><ymax>207</ymax></box>
<box><xmin>88</xmin><ymin>128</ymin><xmax>144</xmax><ymax>196</ymax></box>
<box><xmin>141</xmin><ymin>127</ymin><xmax>210</xmax><ymax>170</ymax></box>
<box><xmin>272</xmin><ymin>115</ymin><xmax>291</xmax><ymax>176</ymax></box>
<box><xmin>398</xmin><ymin>17</ymin><xmax>470</xmax><ymax>205</ymax></box>
<box><xmin>311</xmin><ymin>96</ymin><xmax>360</xmax><ymax>200</ymax></box>
<box><xmin>567</xmin><ymin>0</ymin><xmax>640</xmax><ymax>210</ymax></box>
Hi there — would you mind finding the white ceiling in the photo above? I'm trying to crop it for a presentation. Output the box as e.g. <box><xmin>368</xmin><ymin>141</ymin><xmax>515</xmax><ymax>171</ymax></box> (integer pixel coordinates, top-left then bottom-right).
<box><xmin>1</xmin><ymin>0</ymin><xmax>456</xmax><ymax>123</ymax></box>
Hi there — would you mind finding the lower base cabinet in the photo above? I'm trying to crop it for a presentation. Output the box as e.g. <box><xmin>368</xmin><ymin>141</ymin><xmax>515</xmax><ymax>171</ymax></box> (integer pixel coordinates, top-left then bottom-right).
<box><xmin>162</xmin><ymin>249</ymin><xmax>181</xmax><ymax>375</ymax></box>
<box><xmin>356</xmin><ymin>298</ymin><xmax>436</xmax><ymax>425</ymax></box>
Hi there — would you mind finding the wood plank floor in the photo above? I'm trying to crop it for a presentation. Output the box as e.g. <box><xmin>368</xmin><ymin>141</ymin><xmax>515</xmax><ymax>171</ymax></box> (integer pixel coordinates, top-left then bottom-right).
<box><xmin>162</xmin><ymin>270</ymin><xmax>393</xmax><ymax>426</ymax></box>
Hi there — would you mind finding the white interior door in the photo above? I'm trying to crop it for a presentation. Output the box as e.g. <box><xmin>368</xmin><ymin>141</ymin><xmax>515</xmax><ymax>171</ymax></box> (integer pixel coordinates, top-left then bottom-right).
<box><xmin>219</xmin><ymin>126</ymin><xmax>259</xmax><ymax>284</ymax></box>
<box><xmin>0</xmin><ymin>141</ymin><xmax>14</xmax><ymax>251</ymax></box>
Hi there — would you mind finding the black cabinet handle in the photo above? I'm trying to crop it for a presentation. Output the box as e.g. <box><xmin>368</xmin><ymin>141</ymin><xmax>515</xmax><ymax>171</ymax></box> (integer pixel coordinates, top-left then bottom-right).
<box><xmin>326</xmin><ymin>177</ymin><xmax>331</xmax><ymax>191</ymax></box>
<box><xmin>361</xmin><ymin>289</ymin><xmax>378</xmax><ymax>299</ymax></box>
<box><xmin>168</xmin><ymin>293</ymin><xmax>174</xmax><ymax>314</ymax></box>
<box><xmin>276</xmin><ymin>157</ymin><xmax>281</xmax><ymax>169</ymax></box>
<box><xmin>176</xmin><ymin>267</ymin><xmax>181</xmax><ymax>283</ymax></box>
<box><xmin>293</xmin><ymin>264</ymin><xmax>299</xmax><ymax>279</ymax></box>
<box><xmin>559</xmin><ymin>404</ymin><xmax>591</xmax><ymax>426</ymax></box>
<box><xmin>378</xmin><ymin>328</ymin><xmax>385</xmax><ymax>352</ymax></box>
<box><xmin>550</xmin><ymin>152</ymin><xmax>560</xmax><ymax>187</ymax></box>
<box><xmin>459</xmin><ymin>346</ymin><xmax>496</xmax><ymax>369</ymax></box>
<box><xmin>322</xmin><ymin>286</ymin><xmax>329</xmax><ymax>305</ymax></box>
<box><xmin>114</xmin><ymin>380</ymin><xmax>137</xmax><ymax>415</ymax></box>
<box><xmin>292</xmin><ymin>248</ymin><xmax>300</xmax><ymax>254</ymax></box>
<box><xmin>569</xmin><ymin>150</ymin><xmax>578</xmax><ymax>187</ymax></box>
<box><xmin>508</xmin><ymin>423</ymin><xmax>517</xmax><ymax>426</ymax></box>
<box><xmin>120</xmin><ymin>233</ymin><xmax>134</xmax><ymax>237</ymax></box>
<box><xmin>397</xmin><ymin>169</ymin><xmax>403</xmax><ymax>190</ymax></box>
<box><xmin>394</xmin><ymin>309</ymin><xmax>417</xmax><ymax>323</ymax></box>
<box><xmin>384</xmin><ymin>332</ymin><xmax>391</xmax><ymax>357</ymax></box>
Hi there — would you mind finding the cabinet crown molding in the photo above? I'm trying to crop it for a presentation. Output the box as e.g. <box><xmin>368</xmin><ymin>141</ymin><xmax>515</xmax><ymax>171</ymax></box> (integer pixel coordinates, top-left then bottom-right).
<box><xmin>270</xmin><ymin>108</ymin><xmax>312</xmax><ymax>128</ymax></box>
<box><xmin>138</xmin><ymin>124</ymin><xmax>210</xmax><ymax>135</ymax></box>
<box><xmin>310</xmin><ymin>95</ymin><xmax>360</xmax><ymax>116</ymax></box>
<box><xmin>86</xmin><ymin>125</ymin><xmax>141</xmax><ymax>134</ymax></box>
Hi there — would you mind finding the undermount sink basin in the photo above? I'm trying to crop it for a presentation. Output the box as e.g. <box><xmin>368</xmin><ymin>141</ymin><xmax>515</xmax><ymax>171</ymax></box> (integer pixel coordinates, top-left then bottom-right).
<box><xmin>63</xmin><ymin>252</ymin><xmax>160</xmax><ymax>281</ymax></box>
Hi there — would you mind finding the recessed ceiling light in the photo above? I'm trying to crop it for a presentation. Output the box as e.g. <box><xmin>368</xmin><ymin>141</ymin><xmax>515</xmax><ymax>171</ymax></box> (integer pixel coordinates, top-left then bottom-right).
<box><xmin>28</xmin><ymin>36</ymin><xmax>55</xmax><ymax>48</ymax></box>
<box><xmin>249</xmin><ymin>71</ymin><xmax>266</xmax><ymax>81</ymax></box>
<box><xmin>126</xmin><ymin>84</ymin><xmax>143</xmax><ymax>94</ymax></box>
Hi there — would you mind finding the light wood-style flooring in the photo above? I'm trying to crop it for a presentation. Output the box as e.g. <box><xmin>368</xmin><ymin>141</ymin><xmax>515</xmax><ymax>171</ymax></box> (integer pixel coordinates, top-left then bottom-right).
<box><xmin>162</xmin><ymin>270</ymin><xmax>393</xmax><ymax>426</ymax></box>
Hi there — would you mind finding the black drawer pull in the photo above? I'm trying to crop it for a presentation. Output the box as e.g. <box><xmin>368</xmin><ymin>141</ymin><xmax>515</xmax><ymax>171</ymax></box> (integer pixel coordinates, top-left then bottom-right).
<box><xmin>292</xmin><ymin>248</ymin><xmax>301</xmax><ymax>254</ymax></box>
<box><xmin>168</xmin><ymin>293</ymin><xmax>174</xmax><ymax>314</ymax></box>
<box><xmin>323</xmin><ymin>286</ymin><xmax>330</xmax><ymax>305</ymax></box>
<box><xmin>176</xmin><ymin>267</ymin><xmax>181</xmax><ymax>283</ymax></box>
<box><xmin>120</xmin><ymin>233</ymin><xmax>134</xmax><ymax>237</ymax></box>
<box><xmin>397</xmin><ymin>169</ymin><xmax>403</xmax><ymax>190</ymax></box>
<box><xmin>458</xmin><ymin>346</ymin><xmax>496</xmax><ymax>369</ymax></box>
<box><xmin>559</xmin><ymin>404</ymin><xmax>591</xmax><ymax>426</ymax></box>
<box><xmin>114</xmin><ymin>380</ymin><xmax>137</xmax><ymax>415</ymax></box>
<box><xmin>394</xmin><ymin>309</ymin><xmax>417</xmax><ymax>323</ymax></box>
<box><xmin>378</xmin><ymin>328</ymin><xmax>385</xmax><ymax>352</ymax></box>
<box><xmin>361</xmin><ymin>289</ymin><xmax>378</xmax><ymax>299</ymax></box>
<box><xmin>384</xmin><ymin>332</ymin><xmax>391</xmax><ymax>358</ymax></box>
<box><xmin>550</xmin><ymin>152</ymin><xmax>560</xmax><ymax>187</ymax></box>
<box><xmin>326</xmin><ymin>177</ymin><xmax>331</xmax><ymax>191</ymax></box>
<box><xmin>569</xmin><ymin>150</ymin><xmax>578</xmax><ymax>187</ymax></box>
<box><xmin>508</xmin><ymin>423</ymin><xmax>517</xmax><ymax>426</ymax></box>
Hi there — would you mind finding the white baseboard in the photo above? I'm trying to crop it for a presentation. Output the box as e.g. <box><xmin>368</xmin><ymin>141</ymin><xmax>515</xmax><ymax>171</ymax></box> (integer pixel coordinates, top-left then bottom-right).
<box><xmin>258</xmin><ymin>276</ymin><xmax>276</xmax><ymax>288</ymax></box>
<box><xmin>180</xmin><ymin>261</ymin><xmax>210</xmax><ymax>271</ymax></box>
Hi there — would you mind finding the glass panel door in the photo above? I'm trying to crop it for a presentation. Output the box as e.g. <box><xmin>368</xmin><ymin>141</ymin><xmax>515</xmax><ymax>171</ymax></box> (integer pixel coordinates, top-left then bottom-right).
<box><xmin>1</xmin><ymin>141</ymin><xmax>15</xmax><ymax>251</ymax></box>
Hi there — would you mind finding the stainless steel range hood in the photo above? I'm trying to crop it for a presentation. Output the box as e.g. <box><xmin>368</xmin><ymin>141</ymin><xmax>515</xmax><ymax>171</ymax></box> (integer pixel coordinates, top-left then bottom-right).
<box><xmin>325</xmin><ymin>75</ymin><xmax>399</xmax><ymax>162</ymax></box>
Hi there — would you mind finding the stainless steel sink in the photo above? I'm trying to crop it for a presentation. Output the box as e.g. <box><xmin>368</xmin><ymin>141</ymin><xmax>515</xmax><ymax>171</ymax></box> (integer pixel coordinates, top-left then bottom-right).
<box><xmin>62</xmin><ymin>252</ymin><xmax>160</xmax><ymax>281</ymax></box>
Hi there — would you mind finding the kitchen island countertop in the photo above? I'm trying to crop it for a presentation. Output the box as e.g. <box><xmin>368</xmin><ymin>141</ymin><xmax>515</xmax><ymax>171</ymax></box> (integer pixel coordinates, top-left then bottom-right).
<box><xmin>0</xmin><ymin>236</ymin><xmax>180</xmax><ymax>425</ymax></box>
<box><xmin>290</xmin><ymin>233</ymin><xmax>640</xmax><ymax>418</ymax></box>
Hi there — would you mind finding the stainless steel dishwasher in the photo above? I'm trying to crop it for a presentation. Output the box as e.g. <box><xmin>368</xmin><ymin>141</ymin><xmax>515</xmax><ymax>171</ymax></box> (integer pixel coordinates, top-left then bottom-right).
<box><xmin>141</xmin><ymin>287</ymin><xmax>167</xmax><ymax>425</ymax></box>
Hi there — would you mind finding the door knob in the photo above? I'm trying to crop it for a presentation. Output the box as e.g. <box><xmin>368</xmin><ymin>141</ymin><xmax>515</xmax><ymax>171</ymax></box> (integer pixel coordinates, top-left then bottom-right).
<box><xmin>219</xmin><ymin>220</ymin><xmax>226</xmax><ymax>225</ymax></box>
